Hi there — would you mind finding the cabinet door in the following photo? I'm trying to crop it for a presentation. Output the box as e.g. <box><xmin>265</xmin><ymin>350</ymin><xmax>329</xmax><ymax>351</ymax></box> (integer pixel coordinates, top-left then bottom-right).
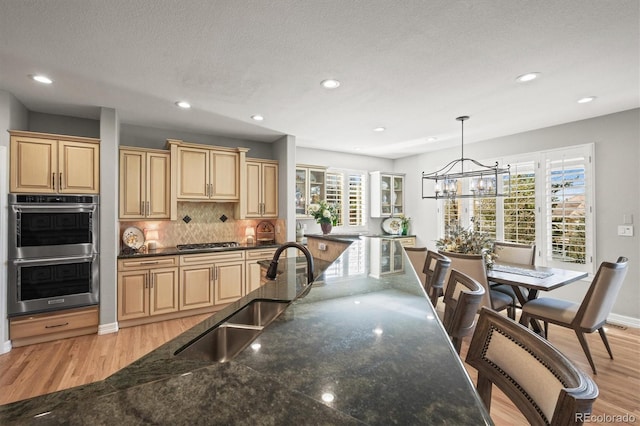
<box><xmin>380</xmin><ymin>174</ymin><xmax>393</xmax><ymax>216</ymax></box>
<box><xmin>59</xmin><ymin>140</ymin><xmax>100</xmax><ymax>194</ymax></box>
<box><xmin>179</xmin><ymin>265</ymin><xmax>214</xmax><ymax>310</ymax></box>
<box><xmin>392</xmin><ymin>175</ymin><xmax>404</xmax><ymax>216</ymax></box>
<box><xmin>245</xmin><ymin>161</ymin><xmax>262</xmax><ymax>217</ymax></box>
<box><xmin>262</xmin><ymin>163</ymin><xmax>279</xmax><ymax>217</ymax></box>
<box><xmin>146</xmin><ymin>152</ymin><xmax>171</xmax><ymax>219</ymax></box>
<box><xmin>295</xmin><ymin>168</ymin><xmax>308</xmax><ymax>217</ymax></box>
<box><xmin>177</xmin><ymin>147</ymin><xmax>209</xmax><ymax>199</ymax></box>
<box><xmin>118</xmin><ymin>270</ymin><xmax>150</xmax><ymax>321</ymax></box>
<box><xmin>119</xmin><ymin>149</ymin><xmax>145</xmax><ymax>218</ymax></box>
<box><xmin>214</xmin><ymin>261</ymin><xmax>244</xmax><ymax>305</ymax></box>
<box><xmin>10</xmin><ymin>136</ymin><xmax>57</xmax><ymax>193</ymax></box>
<box><xmin>308</xmin><ymin>168</ymin><xmax>325</xmax><ymax>206</ymax></box>
<box><xmin>210</xmin><ymin>151</ymin><xmax>239</xmax><ymax>200</ymax></box>
<box><xmin>149</xmin><ymin>267</ymin><xmax>179</xmax><ymax>316</ymax></box>
<box><xmin>245</xmin><ymin>261</ymin><xmax>263</xmax><ymax>294</ymax></box>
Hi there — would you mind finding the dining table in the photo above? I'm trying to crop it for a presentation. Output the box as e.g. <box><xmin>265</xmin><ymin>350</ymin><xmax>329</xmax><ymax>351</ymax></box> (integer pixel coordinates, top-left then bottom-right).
<box><xmin>487</xmin><ymin>262</ymin><xmax>588</xmax><ymax>332</ymax></box>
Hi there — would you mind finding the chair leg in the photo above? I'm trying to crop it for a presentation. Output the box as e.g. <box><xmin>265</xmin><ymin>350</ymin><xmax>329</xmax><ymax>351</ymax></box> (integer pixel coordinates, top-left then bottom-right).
<box><xmin>452</xmin><ymin>336</ymin><xmax>462</xmax><ymax>355</ymax></box>
<box><xmin>598</xmin><ymin>327</ymin><xmax>614</xmax><ymax>359</ymax></box>
<box><xmin>544</xmin><ymin>322</ymin><xmax>548</xmax><ymax>339</ymax></box>
<box><xmin>476</xmin><ymin>373</ymin><xmax>493</xmax><ymax>413</ymax></box>
<box><xmin>507</xmin><ymin>306</ymin><xmax>515</xmax><ymax>320</ymax></box>
<box><xmin>429</xmin><ymin>292</ymin><xmax>439</xmax><ymax>307</ymax></box>
<box><xmin>575</xmin><ymin>330</ymin><xmax>597</xmax><ymax>375</ymax></box>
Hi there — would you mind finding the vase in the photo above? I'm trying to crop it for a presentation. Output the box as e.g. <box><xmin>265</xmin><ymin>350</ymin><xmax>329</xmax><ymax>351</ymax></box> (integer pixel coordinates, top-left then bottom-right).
<box><xmin>402</xmin><ymin>224</ymin><xmax>409</xmax><ymax>235</ymax></box>
<box><xmin>320</xmin><ymin>223</ymin><xmax>332</xmax><ymax>235</ymax></box>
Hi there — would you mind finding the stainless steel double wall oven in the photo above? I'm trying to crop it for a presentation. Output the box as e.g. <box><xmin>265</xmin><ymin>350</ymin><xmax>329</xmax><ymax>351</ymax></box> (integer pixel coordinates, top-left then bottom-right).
<box><xmin>8</xmin><ymin>194</ymin><xmax>100</xmax><ymax>316</ymax></box>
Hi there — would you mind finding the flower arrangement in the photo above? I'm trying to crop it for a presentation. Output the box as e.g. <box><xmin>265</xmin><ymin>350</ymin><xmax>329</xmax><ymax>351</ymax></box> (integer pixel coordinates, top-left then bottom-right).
<box><xmin>308</xmin><ymin>200</ymin><xmax>339</xmax><ymax>225</ymax></box>
<box><xmin>399</xmin><ymin>214</ymin><xmax>411</xmax><ymax>235</ymax></box>
<box><xmin>435</xmin><ymin>224</ymin><xmax>496</xmax><ymax>268</ymax></box>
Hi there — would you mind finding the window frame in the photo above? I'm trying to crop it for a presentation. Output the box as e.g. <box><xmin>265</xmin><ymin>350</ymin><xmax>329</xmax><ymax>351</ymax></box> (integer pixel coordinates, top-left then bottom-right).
<box><xmin>326</xmin><ymin>168</ymin><xmax>368</xmax><ymax>231</ymax></box>
<box><xmin>437</xmin><ymin>143</ymin><xmax>595</xmax><ymax>274</ymax></box>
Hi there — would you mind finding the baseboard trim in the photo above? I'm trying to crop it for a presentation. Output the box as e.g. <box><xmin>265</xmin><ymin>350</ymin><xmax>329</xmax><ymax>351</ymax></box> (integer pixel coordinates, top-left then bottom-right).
<box><xmin>1</xmin><ymin>340</ymin><xmax>12</xmax><ymax>354</ymax></box>
<box><xmin>98</xmin><ymin>322</ymin><xmax>119</xmax><ymax>335</ymax></box>
<box><xmin>607</xmin><ymin>313</ymin><xmax>640</xmax><ymax>329</ymax></box>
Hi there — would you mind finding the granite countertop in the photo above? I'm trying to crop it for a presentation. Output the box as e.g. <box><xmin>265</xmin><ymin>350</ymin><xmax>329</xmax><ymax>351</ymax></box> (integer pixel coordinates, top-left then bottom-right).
<box><xmin>1</xmin><ymin>238</ymin><xmax>492</xmax><ymax>425</ymax></box>
<box><xmin>118</xmin><ymin>243</ymin><xmax>281</xmax><ymax>259</ymax></box>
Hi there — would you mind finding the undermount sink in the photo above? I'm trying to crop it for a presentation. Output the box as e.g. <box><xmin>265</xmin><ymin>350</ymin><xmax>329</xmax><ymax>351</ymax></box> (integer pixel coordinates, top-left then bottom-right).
<box><xmin>174</xmin><ymin>300</ymin><xmax>289</xmax><ymax>362</ymax></box>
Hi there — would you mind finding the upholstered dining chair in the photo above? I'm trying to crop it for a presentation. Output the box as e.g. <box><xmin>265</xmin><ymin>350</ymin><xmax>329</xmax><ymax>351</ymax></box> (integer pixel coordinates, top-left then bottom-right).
<box><xmin>421</xmin><ymin>250</ymin><xmax>451</xmax><ymax>306</ymax></box>
<box><xmin>441</xmin><ymin>251</ymin><xmax>516</xmax><ymax>319</ymax></box>
<box><xmin>404</xmin><ymin>247</ymin><xmax>428</xmax><ymax>287</ymax></box>
<box><xmin>442</xmin><ymin>269</ymin><xmax>485</xmax><ymax>354</ymax></box>
<box><xmin>466</xmin><ymin>308</ymin><xmax>599</xmax><ymax>425</ymax></box>
<box><xmin>491</xmin><ymin>241</ymin><xmax>536</xmax><ymax>306</ymax></box>
<box><xmin>520</xmin><ymin>257</ymin><xmax>629</xmax><ymax>375</ymax></box>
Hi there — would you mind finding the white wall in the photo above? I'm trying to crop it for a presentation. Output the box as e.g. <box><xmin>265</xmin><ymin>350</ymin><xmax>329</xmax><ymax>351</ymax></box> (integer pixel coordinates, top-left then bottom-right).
<box><xmin>395</xmin><ymin>109</ymin><xmax>640</xmax><ymax>323</ymax></box>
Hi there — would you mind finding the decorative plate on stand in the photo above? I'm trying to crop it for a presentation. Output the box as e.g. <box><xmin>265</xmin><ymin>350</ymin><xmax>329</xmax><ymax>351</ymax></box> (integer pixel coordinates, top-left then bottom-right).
<box><xmin>381</xmin><ymin>217</ymin><xmax>402</xmax><ymax>235</ymax></box>
<box><xmin>122</xmin><ymin>226</ymin><xmax>145</xmax><ymax>249</ymax></box>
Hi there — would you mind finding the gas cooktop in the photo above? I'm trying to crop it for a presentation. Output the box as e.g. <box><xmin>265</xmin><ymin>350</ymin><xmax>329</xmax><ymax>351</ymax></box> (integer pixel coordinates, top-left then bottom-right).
<box><xmin>176</xmin><ymin>241</ymin><xmax>240</xmax><ymax>251</ymax></box>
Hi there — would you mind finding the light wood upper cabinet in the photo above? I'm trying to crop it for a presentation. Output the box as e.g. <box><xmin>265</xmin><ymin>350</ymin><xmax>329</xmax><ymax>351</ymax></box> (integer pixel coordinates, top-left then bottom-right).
<box><xmin>10</xmin><ymin>131</ymin><xmax>100</xmax><ymax>194</ymax></box>
<box><xmin>246</xmin><ymin>159</ymin><xmax>278</xmax><ymax>218</ymax></box>
<box><xmin>171</xmin><ymin>141</ymin><xmax>242</xmax><ymax>201</ymax></box>
<box><xmin>119</xmin><ymin>147</ymin><xmax>171</xmax><ymax>220</ymax></box>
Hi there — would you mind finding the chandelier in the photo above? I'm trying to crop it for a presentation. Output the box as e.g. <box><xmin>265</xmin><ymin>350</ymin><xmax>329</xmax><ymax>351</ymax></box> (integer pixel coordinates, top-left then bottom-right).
<box><xmin>422</xmin><ymin>116</ymin><xmax>510</xmax><ymax>200</ymax></box>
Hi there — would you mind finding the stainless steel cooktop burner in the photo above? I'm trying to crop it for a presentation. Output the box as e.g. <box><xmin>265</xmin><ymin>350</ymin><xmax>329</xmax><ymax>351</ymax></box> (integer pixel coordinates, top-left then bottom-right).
<box><xmin>176</xmin><ymin>241</ymin><xmax>240</xmax><ymax>251</ymax></box>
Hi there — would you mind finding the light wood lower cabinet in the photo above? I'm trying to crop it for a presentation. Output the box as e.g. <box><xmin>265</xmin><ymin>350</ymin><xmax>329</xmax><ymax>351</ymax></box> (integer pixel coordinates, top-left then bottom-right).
<box><xmin>10</xmin><ymin>306</ymin><xmax>99</xmax><ymax>347</ymax></box>
<box><xmin>117</xmin><ymin>256</ymin><xmax>179</xmax><ymax>321</ymax></box>
<box><xmin>179</xmin><ymin>251</ymin><xmax>246</xmax><ymax>310</ymax></box>
<box><xmin>397</xmin><ymin>237</ymin><xmax>416</xmax><ymax>247</ymax></box>
<box><xmin>245</xmin><ymin>248</ymin><xmax>279</xmax><ymax>294</ymax></box>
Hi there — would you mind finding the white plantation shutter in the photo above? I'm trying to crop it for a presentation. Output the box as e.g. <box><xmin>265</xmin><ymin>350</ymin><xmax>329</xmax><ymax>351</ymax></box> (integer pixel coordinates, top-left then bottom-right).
<box><xmin>502</xmin><ymin>160</ymin><xmax>536</xmax><ymax>244</ymax></box>
<box><xmin>438</xmin><ymin>144</ymin><xmax>594</xmax><ymax>274</ymax></box>
<box><xmin>326</xmin><ymin>172</ymin><xmax>343</xmax><ymax>226</ymax></box>
<box><xmin>542</xmin><ymin>145</ymin><xmax>593</xmax><ymax>271</ymax></box>
<box><xmin>348</xmin><ymin>173</ymin><xmax>366</xmax><ymax>226</ymax></box>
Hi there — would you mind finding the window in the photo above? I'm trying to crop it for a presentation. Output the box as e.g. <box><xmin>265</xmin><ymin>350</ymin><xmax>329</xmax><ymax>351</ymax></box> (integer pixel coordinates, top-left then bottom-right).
<box><xmin>439</xmin><ymin>144</ymin><xmax>594</xmax><ymax>273</ymax></box>
<box><xmin>326</xmin><ymin>169</ymin><xmax>367</xmax><ymax>228</ymax></box>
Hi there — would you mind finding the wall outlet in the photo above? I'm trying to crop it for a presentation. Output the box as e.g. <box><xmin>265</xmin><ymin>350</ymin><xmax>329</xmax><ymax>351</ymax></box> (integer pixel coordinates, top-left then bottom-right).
<box><xmin>318</xmin><ymin>243</ymin><xmax>327</xmax><ymax>251</ymax></box>
<box><xmin>618</xmin><ymin>225</ymin><xmax>634</xmax><ymax>237</ymax></box>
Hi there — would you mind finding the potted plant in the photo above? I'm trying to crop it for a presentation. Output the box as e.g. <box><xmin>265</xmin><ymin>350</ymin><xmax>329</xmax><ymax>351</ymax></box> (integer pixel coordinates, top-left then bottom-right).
<box><xmin>435</xmin><ymin>224</ymin><xmax>496</xmax><ymax>268</ymax></box>
<box><xmin>308</xmin><ymin>200</ymin><xmax>339</xmax><ymax>234</ymax></box>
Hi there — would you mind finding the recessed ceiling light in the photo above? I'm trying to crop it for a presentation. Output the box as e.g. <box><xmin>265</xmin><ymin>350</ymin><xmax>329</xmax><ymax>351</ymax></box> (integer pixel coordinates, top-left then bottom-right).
<box><xmin>251</xmin><ymin>114</ymin><xmax>264</xmax><ymax>121</ymax></box>
<box><xmin>426</xmin><ymin>137</ymin><xmax>438</xmax><ymax>142</ymax></box>
<box><xmin>320</xmin><ymin>79</ymin><xmax>340</xmax><ymax>89</ymax></box>
<box><xmin>175</xmin><ymin>101</ymin><xmax>191</xmax><ymax>109</ymax></box>
<box><xmin>516</xmin><ymin>72</ymin><xmax>540</xmax><ymax>83</ymax></box>
<box><xmin>373</xmin><ymin>127</ymin><xmax>386</xmax><ymax>132</ymax></box>
<box><xmin>577</xmin><ymin>96</ymin><xmax>596</xmax><ymax>104</ymax></box>
<box><xmin>31</xmin><ymin>74</ymin><xmax>53</xmax><ymax>84</ymax></box>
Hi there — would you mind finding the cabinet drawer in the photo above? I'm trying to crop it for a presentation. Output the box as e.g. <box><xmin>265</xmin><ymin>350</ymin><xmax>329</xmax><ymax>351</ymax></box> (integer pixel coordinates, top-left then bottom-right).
<box><xmin>397</xmin><ymin>237</ymin><xmax>416</xmax><ymax>247</ymax></box>
<box><xmin>10</xmin><ymin>306</ymin><xmax>99</xmax><ymax>340</ymax></box>
<box><xmin>246</xmin><ymin>248</ymin><xmax>279</xmax><ymax>260</ymax></box>
<box><xmin>180</xmin><ymin>251</ymin><xmax>245</xmax><ymax>266</ymax></box>
<box><xmin>119</xmin><ymin>256</ymin><xmax>178</xmax><ymax>270</ymax></box>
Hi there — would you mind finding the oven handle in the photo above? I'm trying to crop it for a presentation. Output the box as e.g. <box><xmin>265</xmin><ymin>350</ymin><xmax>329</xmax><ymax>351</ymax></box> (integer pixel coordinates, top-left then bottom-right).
<box><xmin>12</xmin><ymin>205</ymin><xmax>97</xmax><ymax>212</ymax></box>
<box><xmin>11</xmin><ymin>254</ymin><xmax>98</xmax><ymax>265</ymax></box>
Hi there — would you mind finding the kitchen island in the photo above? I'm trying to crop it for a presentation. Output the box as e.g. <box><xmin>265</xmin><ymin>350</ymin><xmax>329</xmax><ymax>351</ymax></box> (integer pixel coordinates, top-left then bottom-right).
<box><xmin>0</xmin><ymin>237</ymin><xmax>492</xmax><ymax>425</ymax></box>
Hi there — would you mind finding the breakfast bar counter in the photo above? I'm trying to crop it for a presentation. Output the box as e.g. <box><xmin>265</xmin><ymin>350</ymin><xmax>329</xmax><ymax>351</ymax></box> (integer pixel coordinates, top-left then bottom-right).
<box><xmin>0</xmin><ymin>238</ymin><xmax>492</xmax><ymax>425</ymax></box>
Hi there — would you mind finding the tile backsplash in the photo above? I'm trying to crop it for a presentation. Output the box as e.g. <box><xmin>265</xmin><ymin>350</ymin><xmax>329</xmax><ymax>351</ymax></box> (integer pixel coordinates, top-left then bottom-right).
<box><xmin>119</xmin><ymin>202</ymin><xmax>284</xmax><ymax>250</ymax></box>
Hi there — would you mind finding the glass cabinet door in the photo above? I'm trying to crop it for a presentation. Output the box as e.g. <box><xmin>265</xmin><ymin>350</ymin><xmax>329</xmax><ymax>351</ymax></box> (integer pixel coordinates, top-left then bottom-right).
<box><xmin>295</xmin><ymin>168</ymin><xmax>307</xmax><ymax>216</ymax></box>
<box><xmin>392</xmin><ymin>176</ymin><xmax>404</xmax><ymax>216</ymax></box>
<box><xmin>308</xmin><ymin>169</ymin><xmax>325</xmax><ymax>206</ymax></box>
<box><xmin>380</xmin><ymin>175</ymin><xmax>392</xmax><ymax>216</ymax></box>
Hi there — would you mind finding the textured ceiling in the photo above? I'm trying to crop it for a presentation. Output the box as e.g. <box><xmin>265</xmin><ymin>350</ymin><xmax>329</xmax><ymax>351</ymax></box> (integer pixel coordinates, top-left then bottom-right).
<box><xmin>0</xmin><ymin>0</ymin><xmax>638</xmax><ymax>159</ymax></box>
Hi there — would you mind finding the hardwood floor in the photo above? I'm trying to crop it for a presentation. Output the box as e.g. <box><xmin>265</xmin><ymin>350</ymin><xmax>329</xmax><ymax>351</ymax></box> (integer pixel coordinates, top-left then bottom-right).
<box><xmin>0</xmin><ymin>313</ymin><xmax>638</xmax><ymax>425</ymax></box>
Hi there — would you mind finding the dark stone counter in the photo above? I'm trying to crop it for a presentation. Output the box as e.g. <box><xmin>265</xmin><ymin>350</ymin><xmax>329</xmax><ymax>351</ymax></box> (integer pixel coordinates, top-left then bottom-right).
<box><xmin>117</xmin><ymin>243</ymin><xmax>281</xmax><ymax>259</ymax></box>
<box><xmin>1</xmin><ymin>238</ymin><xmax>492</xmax><ymax>425</ymax></box>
